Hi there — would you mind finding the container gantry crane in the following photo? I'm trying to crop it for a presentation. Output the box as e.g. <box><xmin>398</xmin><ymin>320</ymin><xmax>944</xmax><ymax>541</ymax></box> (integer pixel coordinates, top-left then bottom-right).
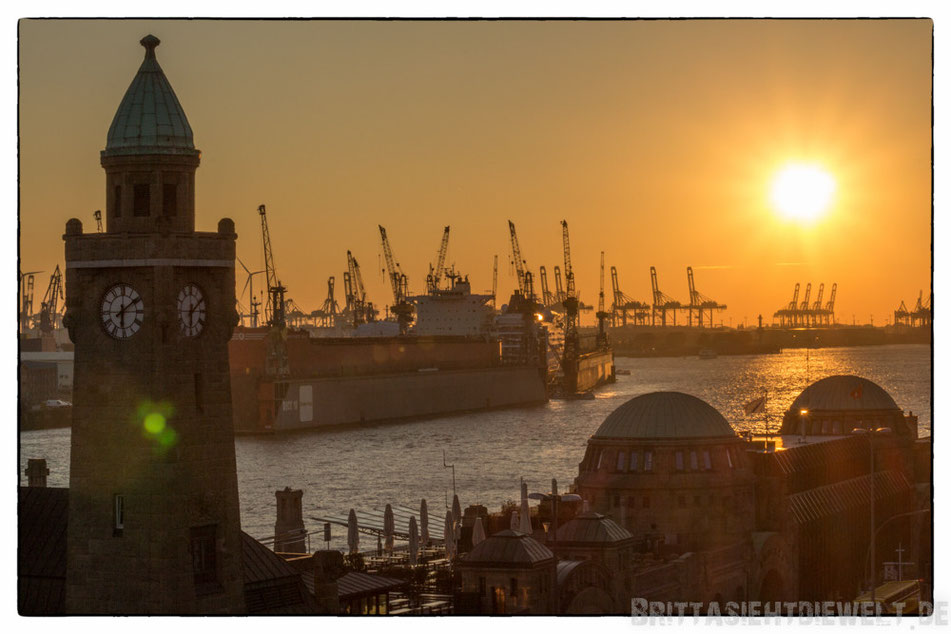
<box><xmin>773</xmin><ymin>282</ymin><xmax>801</xmax><ymax>327</ymax></box>
<box><xmin>19</xmin><ymin>270</ymin><xmax>40</xmax><ymax>334</ymax></box>
<box><xmin>316</xmin><ymin>276</ymin><xmax>340</xmax><ymax>327</ymax></box>
<box><xmin>649</xmin><ymin>267</ymin><xmax>683</xmax><ymax>326</ymax></box>
<box><xmin>378</xmin><ymin>225</ymin><xmax>414</xmax><ymax>333</ymax></box>
<box><xmin>38</xmin><ymin>265</ymin><xmax>64</xmax><ymax>333</ymax></box>
<box><xmin>685</xmin><ymin>266</ymin><xmax>726</xmax><ymax>328</ymax></box>
<box><xmin>553</xmin><ymin>266</ymin><xmax>565</xmax><ymax>305</ymax></box>
<box><xmin>539</xmin><ymin>266</ymin><xmax>555</xmax><ymax>308</ymax></box>
<box><xmin>609</xmin><ymin>266</ymin><xmax>650</xmax><ymax>326</ymax></box>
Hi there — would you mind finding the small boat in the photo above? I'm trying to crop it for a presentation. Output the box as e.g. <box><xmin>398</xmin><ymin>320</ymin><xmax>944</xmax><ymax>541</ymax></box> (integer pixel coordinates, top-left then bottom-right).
<box><xmin>698</xmin><ymin>348</ymin><xmax>718</xmax><ymax>360</ymax></box>
<box><xmin>616</xmin><ymin>368</ymin><xmax>632</xmax><ymax>376</ymax></box>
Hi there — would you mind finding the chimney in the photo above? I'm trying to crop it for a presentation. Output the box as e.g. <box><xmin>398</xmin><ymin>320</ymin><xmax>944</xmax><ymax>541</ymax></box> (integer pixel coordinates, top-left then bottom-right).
<box><xmin>274</xmin><ymin>487</ymin><xmax>306</xmax><ymax>553</ymax></box>
<box><xmin>25</xmin><ymin>458</ymin><xmax>49</xmax><ymax>487</ymax></box>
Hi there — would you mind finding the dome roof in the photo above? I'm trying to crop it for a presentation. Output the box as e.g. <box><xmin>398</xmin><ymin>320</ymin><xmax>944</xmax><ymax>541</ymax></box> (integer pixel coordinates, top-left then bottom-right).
<box><xmin>593</xmin><ymin>392</ymin><xmax>735</xmax><ymax>440</ymax></box>
<box><xmin>554</xmin><ymin>512</ymin><xmax>634</xmax><ymax>544</ymax></box>
<box><xmin>103</xmin><ymin>35</ymin><xmax>197</xmax><ymax>157</ymax></box>
<box><xmin>462</xmin><ymin>530</ymin><xmax>554</xmax><ymax>567</ymax></box>
<box><xmin>790</xmin><ymin>375</ymin><xmax>899</xmax><ymax>412</ymax></box>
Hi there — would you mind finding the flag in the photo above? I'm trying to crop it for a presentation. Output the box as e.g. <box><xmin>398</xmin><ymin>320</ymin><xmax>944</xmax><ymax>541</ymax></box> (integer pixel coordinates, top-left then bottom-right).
<box><xmin>850</xmin><ymin>385</ymin><xmax>863</xmax><ymax>400</ymax></box>
<box><xmin>743</xmin><ymin>395</ymin><xmax>767</xmax><ymax>415</ymax></box>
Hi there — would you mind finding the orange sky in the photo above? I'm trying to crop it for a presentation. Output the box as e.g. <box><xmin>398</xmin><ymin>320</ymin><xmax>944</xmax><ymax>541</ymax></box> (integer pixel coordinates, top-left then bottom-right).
<box><xmin>18</xmin><ymin>19</ymin><xmax>932</xmax><ymax>326</ymax></box>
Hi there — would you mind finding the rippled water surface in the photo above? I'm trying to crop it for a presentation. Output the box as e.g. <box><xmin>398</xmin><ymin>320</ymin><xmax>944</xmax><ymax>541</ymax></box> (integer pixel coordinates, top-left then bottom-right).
<box><xmin>20</xmin><ymin>344</ymin><xmax>931</xmax><ymax>547</ymax></box>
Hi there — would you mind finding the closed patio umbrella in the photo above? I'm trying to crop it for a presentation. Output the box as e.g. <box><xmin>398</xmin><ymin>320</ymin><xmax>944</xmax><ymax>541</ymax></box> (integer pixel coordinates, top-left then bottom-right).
<box><xmin>471</xmin><ymin>516</ymin><xmax>486</xmax><ymax>547</ymax></box>
<box><xmin>384</xmin><ymin>503</ymin><xmax>395</xmax><ymax>555</ymax></box>
<box><xmin>451</xmin><ymin>494</ymin><xmax>461</xmax><ymax>527</ymax></box>
<box><xmin>409</xmin><ymin>516</ymin><xmax>419</xmax><ymax>566</ymax></box>
<box><xmin>444</xmin><ymin>510</ymin><xmax>456</xmax><ymax>559</ymax></box>
<box><xmin>519</xmin><ymin>482</ymin><xmax>532</xmax><ymax>535</ymax></box>
<box><xmin>347</xmin><ymin>508</ymin><xmax>360</xmax><ymax>555</ymax></box>
<box><xmin>420</xmin><ymin>499</ymin><xmax>430</xmax><ymax>546</ymax></box>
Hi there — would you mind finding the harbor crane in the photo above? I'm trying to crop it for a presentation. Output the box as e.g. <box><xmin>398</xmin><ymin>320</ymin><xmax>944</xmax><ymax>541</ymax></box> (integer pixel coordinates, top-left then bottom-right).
<box><xmin>38</xmin><ymin>265</ymin><xmax>64</xmax><ymax>334</ymax></box>
<box><xmin>824</xmin><ymin>283</ymin><xmax>837</xmax><ymax>324</ymax></box>
<box><xmin>539</xmin><ymin>266</ymin><xmax>555</xmax><ymax>307</ymax></box>
<box><xmin>314</xmin><ymin>276</ymin><xmax>340</xmax><ymax>327</ymax></box>
<box><xmin>560</xmin><ymin>220</ymin><xmax>580</xmax><ymax>393</ymax></box>
<box><xmin>553</xmin><ymin>266</ymin><xmax>566</xmax><ymax>305</ymax></box>
<box><xmin>595</xmin><ymin>252</ymin><xmax>611</xmax><ymax>347</ymax></box>
<box><xmin>346</xmin><ymin>251</ymin><xmax>376</xmax><ymax>327</ymax></box>
<box><xmin>507</xmin><ymin>220</ymin><xmax>530</xmax><ymax>298</ymax></box>
<box><xmin>378</xmin><ymin>225</ymin><xmax>414</xmax><ymax>333</ymax></box>
<box><xmin>258</xmin><ymin>204</ymin><xmax>287</xmax><ymax>329</ymax></box>
<box><xmin>610</xmin><ymin>266</ymin><xmax>650</xmax><ymax>326</ymax></box>
<box><xmin>19</xmin><ymin>270</ymin><xmax>40</xmax><ymax>334</ymax></box>
<box><xmin>685</xmin><ymin>266</ymin><xmax>726</xmax><ymax>328</ymax></box>
<box><xmin>774</xmin><ymin>282</ymin><xmax>837</xmax><ymax>326</ymax></box>
<box><xmin>491</xmin><ymin>255</ymin><xmax>498</xmax><ymax>308</ymax></box>
<box><xmin>773</xmin><ymin>283</ymin><xmax>801</xmax><ymax>327</ymax></box>
<box><xmin>426</xmin><ymin>226</ymin><xmax>450</xmax><ymax>293</ymax></box>
<box><xmin>650</xmin><ymin>266</ymin><xmax>683</xmax><ymax>326</ymax></box>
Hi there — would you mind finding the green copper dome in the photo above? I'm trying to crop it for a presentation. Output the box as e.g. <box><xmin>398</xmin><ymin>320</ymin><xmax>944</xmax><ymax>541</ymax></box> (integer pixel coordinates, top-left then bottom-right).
<box><xmin>593</xmin><ymin>392</ymin><xmax>736</xmax><ymax>440</ymax></box>
<box><xmin>103</xmin><ymin>35</ymin><xmax>197</xmax><ymax>157</ymax></box>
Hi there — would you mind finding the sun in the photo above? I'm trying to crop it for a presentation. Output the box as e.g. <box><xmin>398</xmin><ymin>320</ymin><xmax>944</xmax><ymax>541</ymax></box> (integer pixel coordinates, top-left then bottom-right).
<box><xmin>770</xmin><ymin>163</ymin><xmax>836</xmax><ymax>221</ymax></box>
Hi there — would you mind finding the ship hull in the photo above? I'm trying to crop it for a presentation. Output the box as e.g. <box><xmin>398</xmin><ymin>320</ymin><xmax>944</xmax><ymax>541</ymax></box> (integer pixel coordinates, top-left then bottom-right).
<box><xmin>573</xmin><ymin>348</ymin><xmax>616</xmax><ymax>393</ymax></box>
<box><xmin>229</xmin><ymin>327</ymin><xmax>548</xmax><ymax>433</ymax></box>
<box><xmin>233</xmin><ymin>366</ymin><xmax>547</xmax><ymax>433</ymax></box>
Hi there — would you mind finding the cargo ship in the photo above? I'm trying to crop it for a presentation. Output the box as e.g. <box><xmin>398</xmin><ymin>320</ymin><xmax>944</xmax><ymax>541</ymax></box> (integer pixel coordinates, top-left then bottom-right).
<box><xmin>229</xmin><ymin>276</ymin><xmax>555</xmax><ymax>433</ymax></box>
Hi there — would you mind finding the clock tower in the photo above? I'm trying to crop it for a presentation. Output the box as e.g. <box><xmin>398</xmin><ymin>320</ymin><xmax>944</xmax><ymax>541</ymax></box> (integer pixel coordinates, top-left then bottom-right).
<box><xmin>63</xmin><ymin>35</ymin><xmax>245</xmax><ymax>614</ymax></box>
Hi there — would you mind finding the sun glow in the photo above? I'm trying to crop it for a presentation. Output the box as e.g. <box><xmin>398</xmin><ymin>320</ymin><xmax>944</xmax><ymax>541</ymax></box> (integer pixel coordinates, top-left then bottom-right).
<box><xmin>770</xmin><ymin>163</ymin><xmax>837</xmax><ymax>221</ymax></box>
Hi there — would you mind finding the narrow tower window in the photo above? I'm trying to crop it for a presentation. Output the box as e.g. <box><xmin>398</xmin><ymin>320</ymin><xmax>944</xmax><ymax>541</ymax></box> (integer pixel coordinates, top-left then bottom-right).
<box><xmin>113</xmin><ymin>185</ymin><xmax>122</xmax><ymax>218</ymax></box>
<box><xmin>133</xmin><ymin>184</ymin><xmax>151</xmax><ymax>217</ymax></box>
<box><xmin>113</xmin><ymin>494</ymin><xmax>124</xmax><ymax>536</ymax></box>
<box><xmin>163</xmin><ymin>183</ymin><xmax>177</xmax><ymax>216</ymax></box>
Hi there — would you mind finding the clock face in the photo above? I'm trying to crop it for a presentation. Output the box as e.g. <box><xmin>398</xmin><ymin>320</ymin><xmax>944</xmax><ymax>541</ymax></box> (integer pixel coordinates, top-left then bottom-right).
<box><xmin>101</xmin><ymin>284</ymin><xmax>144</xmax><ymax>338</ymax></box>
<box><xmin>177</xmin><ymin>284</ymin><xmax>206</xmax><ymax>337</ymax></box>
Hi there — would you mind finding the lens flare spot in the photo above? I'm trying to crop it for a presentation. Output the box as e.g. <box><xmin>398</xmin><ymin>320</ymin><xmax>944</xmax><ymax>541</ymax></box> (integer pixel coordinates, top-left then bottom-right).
<box><xmin>143</xmin><ymin>412</ymin><xmax>166</xmax><ymax>434</ymax></box>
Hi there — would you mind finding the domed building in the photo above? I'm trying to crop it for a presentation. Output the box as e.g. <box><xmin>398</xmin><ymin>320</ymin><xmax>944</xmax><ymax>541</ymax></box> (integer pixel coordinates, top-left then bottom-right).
<box><xmin>575</xmin><ymin>392</ymin><xmax>755</xmax><ymax>552</ymax></box>
<box><xmin>780</xmin><ymin>375</ymin><xmax>918</xmax><ymax>438</ymax></box>
<box><xmin>457</xmin><ymin>530</ymin><xmax>557</xmax><ymax>614</ymax></box>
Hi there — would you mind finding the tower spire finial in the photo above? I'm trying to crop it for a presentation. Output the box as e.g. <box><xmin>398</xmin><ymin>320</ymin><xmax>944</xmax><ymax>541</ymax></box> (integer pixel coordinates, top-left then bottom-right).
<box><xmin>140</xmin><ymin>34</ymin><xmax>160</xmax><ymax>60</ymax></box>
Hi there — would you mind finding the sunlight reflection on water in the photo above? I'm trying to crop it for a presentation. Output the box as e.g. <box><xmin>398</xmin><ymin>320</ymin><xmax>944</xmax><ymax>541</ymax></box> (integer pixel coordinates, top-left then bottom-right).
<box><xmin>19</xmin><ymin>344</ymin><xmax>930</xmax><ymax>547</ymax></box>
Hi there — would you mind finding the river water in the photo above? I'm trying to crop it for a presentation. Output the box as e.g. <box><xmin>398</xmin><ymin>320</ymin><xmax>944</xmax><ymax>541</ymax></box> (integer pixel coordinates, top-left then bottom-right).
<box><xmin>19</xmin><ymin>344</ymin><xmax>931</xmax><ymax>549</ymax></box>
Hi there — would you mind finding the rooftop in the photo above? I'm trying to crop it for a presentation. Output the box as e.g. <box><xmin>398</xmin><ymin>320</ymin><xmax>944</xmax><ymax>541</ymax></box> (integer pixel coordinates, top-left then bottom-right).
<box><xmin>554</xmin><ymin>511</ymin><xmax>634</xmax><ymax>545</ymax></box>
<box><xmin>789</xmin><ymin>375</ymin><xmax>900</xmax><ymax>413</ymax></box>
<box><xmin>103</xmin><ymin>35</ymin><xmax>198</xmax><ymax>157</ymax></box>
<box><xmin>593</xmin><ymin>391</ymin><xmax>736</xmax><ymax>440</ymax></box>
<box><xmin>461</xmin><ymin>529</ymin><xmax>555</xmax><ymax>568</ymax></box>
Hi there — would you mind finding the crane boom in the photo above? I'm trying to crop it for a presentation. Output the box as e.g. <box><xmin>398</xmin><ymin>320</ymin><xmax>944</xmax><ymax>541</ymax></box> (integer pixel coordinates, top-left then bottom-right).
<box><xmin>379</xmin><ymin>225</ymin><xmax>404</xmax><ymax>305</ymax></box>
<box><xmin>598</xmin><ymin>252</ymin><xmax>605</xmax><ymax>314</ymax></box>
<box><xmin>554</xmin><ymin>266</ymin><xmax>565</xmax><ymax>303</ymax></box>
<box><xmin>539</xmin><ymin>266</ymin><xmax>553</xmax><ymax>306</ymax></box>
<box><xmin>258</xmin><ymin>204</ymin><xmax>286</xmax><ymax>328</ymax></box>
<box><xmin>508</xmin><ymin>220</ymin><xmax>527</xmax><ymax>295</ymax></box>
<box><xmin>799</xmin><ymin>283</ymin><xmax>812</xmax><ymax>311</ymax></box>
<box><xmin>429</xmin><ymin>226</ymin><xmax>450</xmax><ymax>292</ymax></box>
<box><xmin>561</xmin><ymin>220</ymin><xmax>575</xmax><ymax>297</ymax></box>
<box><xmin>491</xmin><ymin>255</ymin><xmax>498</xmax><ymax>308</ymax></box>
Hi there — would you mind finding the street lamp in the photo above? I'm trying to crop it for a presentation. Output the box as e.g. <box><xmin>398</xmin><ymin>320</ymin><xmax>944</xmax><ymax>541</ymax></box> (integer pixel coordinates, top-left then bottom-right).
<box><xmin>798</xmin><ymin>408</ymin><xmax>809</xmax><ymax>443</ymax></box>
<box><xmin>528</xmin><ymin>478</ymin><xmax>581</xmax><ymax>547</ymax></box>
<box><xmin>852</xmin><ymin>426</ymin><xmax>894</xmax><ymax>606</ymax></box>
